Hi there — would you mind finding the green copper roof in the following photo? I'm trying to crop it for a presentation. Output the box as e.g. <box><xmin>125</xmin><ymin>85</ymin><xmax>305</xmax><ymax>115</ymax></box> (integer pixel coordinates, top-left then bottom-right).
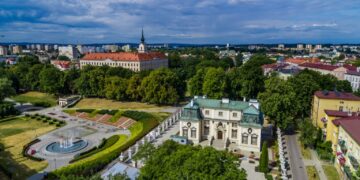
<box><xmin>184</xmin><ymin>98</ymin><xmax>256</xmax><ymax>113</ymax></box>
<box><xmin>244</xmin><ymin>106</ymin><xmax>259</xmax><ymax>115</ymax></box>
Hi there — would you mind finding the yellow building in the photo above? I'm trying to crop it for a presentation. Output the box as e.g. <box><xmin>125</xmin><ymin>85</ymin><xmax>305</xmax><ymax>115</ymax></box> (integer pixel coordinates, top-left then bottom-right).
<box><xmin>335</xmin><ymin>119</ymin><xmax>360</xmax><ymax>179</ymax></box>
<box><xmin>311</xmin><ymin>91</ymin><xmax>360</xmax><ymax>130</ymax></box>
<box><xmin>324</xmin><ymin>110</ymin><xmax>359</xmax><ymax>152</ymax></box>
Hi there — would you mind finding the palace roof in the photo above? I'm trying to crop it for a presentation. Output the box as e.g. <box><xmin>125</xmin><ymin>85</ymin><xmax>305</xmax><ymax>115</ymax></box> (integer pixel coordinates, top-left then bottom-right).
<box><xmin>81</xmin><ymin>52</ymin><xmax>166</xmax><ymax>61</ymax></box>
<box><xmin>314</xmin><ymin>91</ymin><xmax>360</xmax><ymax>101</ymax></box>
<box><xmin>299</xmin><ymin>62</ymin><xmax>338</xmax><ymax>71</ymax></box>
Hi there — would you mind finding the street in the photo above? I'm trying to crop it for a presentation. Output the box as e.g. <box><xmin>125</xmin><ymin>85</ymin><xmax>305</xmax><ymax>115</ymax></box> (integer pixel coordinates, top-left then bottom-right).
<box><xmin>286</xmin><ymin>134</ymin><xmax>308</xmax><ymax>180</ymax></box>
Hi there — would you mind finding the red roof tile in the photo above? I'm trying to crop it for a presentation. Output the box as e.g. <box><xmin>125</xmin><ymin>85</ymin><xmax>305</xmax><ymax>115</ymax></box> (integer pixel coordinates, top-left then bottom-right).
<box><xmin>325</xmin><ymin>110</ymin><xmax>356</xmax><ymax>117</ymax></box>
<box><xmin>337</xmin><ymin>119</ymin><xmax>360</xmax><ymax>145</ymax></box>
<box><xmin>344</xmin><ymin>64</ymin><xmax>357</xmax><ymax>71</ymax></box>
<box><xmin>81</xmin><ymin>52</ymin><xmax>166</xmax><ymax>61</ymax></box>
<box><xmin>314</xmin><ymin>91</ymin><xmax>360</xmax><ymax>101</ymax></box>
<box><xmin>299</xmin><ymin>62</ymin><xmax>338</xmax><ymax>71</ymax></box>
<box><xmin>52</xmin><ymin>60</ymin><xmax>71</xmax><ymax>69</ymax></box>
<box><xmin>332</xmin><ymin>116</ymin><xmax>360</xmax><ymax>126</ymax></box>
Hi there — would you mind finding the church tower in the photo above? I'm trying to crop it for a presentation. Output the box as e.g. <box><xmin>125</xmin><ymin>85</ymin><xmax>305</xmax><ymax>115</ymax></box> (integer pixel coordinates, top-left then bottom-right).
<box><xmin>138</xmin><ymin>28</ymin><xmax>147</xmax><ymax>53</ymax></box>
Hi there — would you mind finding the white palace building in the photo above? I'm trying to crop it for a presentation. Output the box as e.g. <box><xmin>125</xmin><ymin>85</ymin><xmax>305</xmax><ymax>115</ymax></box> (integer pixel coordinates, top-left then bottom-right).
<box><xmin>179</xmin><ymin>97</ymin><xmax>263</xmax><ymax>152</ymax></box>
<box><xmin>80</xmin><ymin>29</ymin><xmax>168</xmax><ymax>71</ymax></box>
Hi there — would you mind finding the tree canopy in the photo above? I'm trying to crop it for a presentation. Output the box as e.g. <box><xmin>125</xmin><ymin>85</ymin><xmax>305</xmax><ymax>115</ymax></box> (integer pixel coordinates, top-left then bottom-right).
<box><xmin>138</xmin><ymin>140</ymin><xmax>247</xmax><ymax>180</ymax></box>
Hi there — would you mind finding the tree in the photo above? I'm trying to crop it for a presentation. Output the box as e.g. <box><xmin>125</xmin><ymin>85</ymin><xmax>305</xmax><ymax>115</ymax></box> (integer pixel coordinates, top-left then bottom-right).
<box><xmin>288</xmin><ymin>72</ymin><xmax>320</xmax><ymax>118</ymax></box>
<box><xmin>26</xmin><ymin>64</ymin><xmax>44</xmax><ymax>91</ymax></box>
<box><xmin>259</xmin><ymin>141</ymin><xmax>269</xmax><ymax>173</ymax></box>
<box><xmin>138</xmin><ymin>140</ymin><xmax>247</xmax><ymax>180</ymax></box>
<box><xmin>58</xmin><ymin>55</ymin><xmax>71</xmax><ymax>61</ymax></box>
<box><xmin>133</xmin><ymin>142</ymin><xmax>156</xmax><ymax>162</ymax></box>
<box><xmin>258</xmin><ymin>77</ymin><xmax>299</xmax><ymax>129</ymax></box>
<box><xmin>39</xmin><ymin>66</ymin><xmax>63</xmax><ymax>94</ymax></box>
<box><xmin>227</xmin><ymin>68</ymin><xmax>243</xmax><ymax>99</ymax></box>
<box><xmin>188</xmin><ymin>68</ymin><xmax>206</xmax><ymax>96</ymax></box>
<box><xmin>126</xmin><ymin>74</ymin><xmax>142</xmax><ymax>101</ymax></box>
<box><xmin>140</xmin><ymin>68</ymin><xmax>183</xmax><ymax>104</ymax></box>
<box><xmin>61</xmin><ymin>67</ymin><xmax>80</xmax><ymax>94</ymax></box>
<box><xmin>235</xmin><ymin>53</ymin><xmax>243</xmax><ymax>67</ymax></box>
<box><xmin>104</xmin><ymin>76</ymin><xmax>128</xmax><ymax>101</ymax></box>
<box><xmin>202</xmin><ymin>67</ymin><xmax>227</xmax><ymax>99</ymax></box>
<box><xmin>298</xmin><ymin>119</ymin><xmax>317</xmax><ymax>147</ymax></box>
<box><xmin>0</xmin><ymin>78</ymin><xmax>15</xmax><ymax>101</ymax></box>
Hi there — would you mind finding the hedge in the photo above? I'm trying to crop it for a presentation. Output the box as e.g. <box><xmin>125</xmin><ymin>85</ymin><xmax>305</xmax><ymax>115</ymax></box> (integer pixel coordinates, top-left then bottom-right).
<box><xmin>76</xmin><ymin>109</ymin><xmax>95</xmax><ymax>113</ymax></box>
<box><xmin>32</xmin><ymin>101</ymin><xmax>51</xmax><ymax>107</ymax></box>
<box><xmin>22</xmin><ymin>138</ymin><xmax>44</xmax><ymax>161</ymax></box>
<box><xmin>122</xmin><ymin>110</ymin><xmax>153</xmax><ymax>121</ymax></box>
<box><xmin>0</xmin><ymin>163</ymin><xmax>12</xmax><ymax>179</ymax></box>
<box><xmin>0</xmin><ymin>116</ymin><xmax>19</xmax><ymax>123</ymax></box>
<box><xmin>70</xmin><ymin>135</ymin><xmax>120</xmax><ymax>163</ymax></box>
<box><xmin>51</xmin><ymin>112</ymin><xmax>159</xmax><ymax>177</ymax></box>
<box><xmin>97</xmin><ymin>109</ymin><xmax>119</xmax><ymax>115</ymax></box>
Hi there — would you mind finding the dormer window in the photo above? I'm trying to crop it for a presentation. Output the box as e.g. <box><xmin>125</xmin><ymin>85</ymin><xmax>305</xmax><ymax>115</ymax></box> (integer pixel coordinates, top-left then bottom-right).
<box><xmin>233</xmin><ymin>113</ymin><xmax>237</xmax><ymax>117</ymax></box>
<box><xmin>205</xmin><ymin>110</ymin><xmax>209</xmax><ymax>115</ymax></box>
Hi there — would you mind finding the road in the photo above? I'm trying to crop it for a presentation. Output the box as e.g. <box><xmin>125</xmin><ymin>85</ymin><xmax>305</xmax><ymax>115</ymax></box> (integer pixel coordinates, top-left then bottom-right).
<box><xmin>286</xmin><ymin>134</ymin><xmax>308</xmax><ymax>180</ymax></box>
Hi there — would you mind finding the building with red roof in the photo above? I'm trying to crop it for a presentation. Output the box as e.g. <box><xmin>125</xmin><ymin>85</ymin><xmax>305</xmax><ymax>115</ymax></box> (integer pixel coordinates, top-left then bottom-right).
<box><xmin>51</xmin><ymin>60</ymin><xmax>78</xmax><ymax>71</ymax></box>
<box><xmin>79</xmin><ymin>30</ymin><xmax>168</xmax><ymax>71</ymax></box>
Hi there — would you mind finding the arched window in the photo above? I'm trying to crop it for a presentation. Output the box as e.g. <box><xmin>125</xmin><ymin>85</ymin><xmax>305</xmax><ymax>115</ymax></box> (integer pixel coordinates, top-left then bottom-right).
<box><xmin>182</xmin><ymin>127</ymin><xmax>188</xmax><ymax>137</ymax></box>
<box><xmin>191</xmin><ymin>127</ymin><xmax>196</xmax><ymax>138</ymax></box>
<box><xmin>251</xmin><ymin>134</ymin><xmax>258</xmax><ymax>145</ymax></box>
<box><xmin>242</xmin><ymin>133</ymin><xmax>248</xmax><ymax>144</ymax></box>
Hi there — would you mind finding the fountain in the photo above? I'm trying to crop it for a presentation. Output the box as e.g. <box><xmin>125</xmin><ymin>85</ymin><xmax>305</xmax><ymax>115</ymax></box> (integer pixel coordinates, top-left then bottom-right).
<box><xmin>46</xmin><ymin>130</ymin><xmax>88</xmax><ymax>154</ymax></box>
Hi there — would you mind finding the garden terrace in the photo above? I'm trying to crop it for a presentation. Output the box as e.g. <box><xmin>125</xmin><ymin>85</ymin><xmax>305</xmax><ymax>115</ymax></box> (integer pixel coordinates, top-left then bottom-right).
<box><xmin>11</xmin><ymin>91</ymin><xmax>57</xmax><ymax>107</ymax></box>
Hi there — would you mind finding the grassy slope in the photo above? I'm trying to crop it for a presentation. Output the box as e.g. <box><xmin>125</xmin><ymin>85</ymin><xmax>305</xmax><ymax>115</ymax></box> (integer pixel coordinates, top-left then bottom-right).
<box><xmin>322</xmin><ymin>165</ymin><xmax>340</xmax><ymax>180</ymax></box>
<box><xmin>12</xmin><ymin>91</ymin><xmax>57</xmax><ymax>106</ymax></box>
<box><xmin>73</xmin><ymin>98</ymin><xmax>171</xmax><ymax>110</ymax></box>
<box><xmin>0</xmin><ymin>117</ymin><xmax>57</xmax><ymax>179</ymax></box>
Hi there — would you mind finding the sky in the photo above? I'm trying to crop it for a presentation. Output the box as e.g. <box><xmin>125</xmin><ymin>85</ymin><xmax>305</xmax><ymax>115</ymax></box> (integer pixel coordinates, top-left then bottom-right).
<box><xmin>0</xmin><ymin>0</ymin><xmax>360</xmax><ymax>44</ymax></box>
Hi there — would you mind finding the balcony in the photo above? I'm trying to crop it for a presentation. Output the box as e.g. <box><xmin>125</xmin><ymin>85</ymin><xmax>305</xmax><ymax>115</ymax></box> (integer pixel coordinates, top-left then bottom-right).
<box><xmin>339</xmin><ymin>140</ymin><xmax>347</xmax><ymax>154</ymax></box>
<box><xmin>349</xmin><ymin>155</ymin><xmax>359</xmax><ymax>170</ymax></box>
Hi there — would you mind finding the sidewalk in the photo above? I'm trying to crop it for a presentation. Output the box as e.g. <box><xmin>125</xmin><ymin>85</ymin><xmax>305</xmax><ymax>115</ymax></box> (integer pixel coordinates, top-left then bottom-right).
<box><xmin>303</xmin><ymin>150</ymin><xmax>327</xmax><ymax>180</ymax></box>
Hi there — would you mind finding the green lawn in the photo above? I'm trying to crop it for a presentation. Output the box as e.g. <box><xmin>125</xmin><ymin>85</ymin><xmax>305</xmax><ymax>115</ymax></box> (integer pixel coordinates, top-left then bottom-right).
<box><xmin>12</xmin><ymin>91</ymin><xmax>57</xmax><ymax>107</ymax></box>
<box><xmin>0</xmin><ymin>116</ymin><xmax>57</xmax><ymax>179</ymax></box>
<box><xmin>306</xmin><ymin>166</ymin><xmax>320</xmax><ymax>180</ymax></box>
<box><xmin>322</xmin><ymin>165</ymin><xmax>340</xmax><ymax>180</ymax></box>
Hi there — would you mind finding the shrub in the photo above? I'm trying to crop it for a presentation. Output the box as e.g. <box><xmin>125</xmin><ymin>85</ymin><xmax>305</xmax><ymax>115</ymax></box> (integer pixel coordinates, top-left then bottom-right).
<box><xmin>122</xmin><ymin>110</ymin><xmax>153</xmax><ymax>121</ymax></box>
<box><xmin>33</xmin><ymin>101</ymin><xmax>52</xmax><ymax>107</ymax></box>
<box><xmin>42</xmin><ymin>119</ymin><xmax>47</xmax><ymax>123</ymax></box>
<box><xmin>56</xmin><ymin>124</ymin><xmax>61</xmax><ymax>127</ymax></box>
<box><xmin>76</xmin><ymin>109</ymin><xmax>95</xmax><ymax>113</ymax></box>
<box><xmin>25</xmin><ymin>114</ymin><xmax>30</xmax><ymax>117</ymax></box>
<box><xmin>70</xmin><ymin>136</ymin><xmax>120</xmax><ymax>163</ymax></box>
<box><xmin>49</xmin><ymin>121</ymin><xmax>54</xmax><ymax>125</ymax></box>
<box><xmin>265</xmin><ymin>174</ymin><xmax>273</xmax><ymax>180</ymax></box>
<box><xmin>36</xmin><ymin>117</ymin><xmax>42</xmax><ymax>121</ymax></box>
<box><xmin>46</xmin><ymin>117</ymin><xmax>51</xmax><ymax>120</ymax></box>
<box><xmin>22</xmin><ymin>138</ymin><xmax>44</xmax><ymax>161</ymax></box>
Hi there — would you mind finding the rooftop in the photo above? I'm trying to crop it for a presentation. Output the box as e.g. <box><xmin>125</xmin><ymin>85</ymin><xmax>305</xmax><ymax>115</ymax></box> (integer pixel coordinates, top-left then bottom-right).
<box><xmin>325</xmin><ymin>110</ymin><xmax>358</xmax><ymax>117</ymax></box>
<box><xmin>314</xmin><ymin>91</ymin><xmax>360</xmax><ymax>101</ymax></box>
<box><xmin>299</xmin><ymin>62</ymin><xmax>338</xmax><ymax>71</ymax></box>
<box><xmin>337</xmin><ymin>118</ymin><xmax>360</xmax><ymax>146</ymax></box>
<box><xmin>81</xmin><ymin>52</ymin><xmax>166</xmax><ymax>61</ymax></box>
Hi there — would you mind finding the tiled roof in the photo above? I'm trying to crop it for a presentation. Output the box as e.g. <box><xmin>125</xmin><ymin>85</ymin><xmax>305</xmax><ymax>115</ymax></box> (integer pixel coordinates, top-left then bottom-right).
<box><xmin>52</xmin><ymin>60</ymin><xmax>71</xmax><ymax>69</ymax></box>
<box><xmin>299</xmin><ymin>62</ymin><xmax>338</xmax><ymax>71</ymax></box>
<box><xmin>344</xmin><ymin>64</ymin><xmax>357</xmax><ymax>71</ymax></box>
<box><xmin>325</xmin><ymin>110</ymin><xmax>358</xmax><ymax>117</ymax></box>
<box><xmin>285</xmin><ymin>57</ymin><xmax>320</xmax><ymax>65</ymax></box>
<box><xmin>315</xmin><ymin>91</ymin><xmax>360</xmax><ymax>101</ymax></box>
<box><xmin>332</xmin><ymin>116</ymin><xmax>360</xmax><ymax>126</ymax></box>
<box><xmin>81</xmin><ymin>52</ymin><xmax>166</xmax><ymax>61</ymax></box>
<box><xmin>336</xmin><ymin>118</ymin><xmax>360</xmax><ymax>145</ymax></box>
<box><xmin>346</xmin><ymin>70</ymin><xmax>360</xmax><ymax>76</ymax></box>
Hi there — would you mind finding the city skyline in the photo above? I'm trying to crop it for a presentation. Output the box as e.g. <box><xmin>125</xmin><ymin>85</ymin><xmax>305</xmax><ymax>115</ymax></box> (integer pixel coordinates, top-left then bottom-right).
<box><xmin>1</xmin><ymin>0</ymin><xmax>360</xmax><ymax>44</ymax></box>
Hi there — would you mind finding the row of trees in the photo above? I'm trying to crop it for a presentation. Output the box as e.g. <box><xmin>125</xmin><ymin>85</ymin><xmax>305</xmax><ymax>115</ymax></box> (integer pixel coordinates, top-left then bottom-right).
<box><xmin>1</xmin><ymin>56</ymin><xmax>185</xmax><ymax>105</ymax></box>
<box><xmin>188</xmin><ymin>54</ymin><xmax>273</xmax><ymax>99</ymax></box>
<box><xmin>258</xmin><ymin>69</ymin><xmax>352</xmax><ymax>129</ymax></box>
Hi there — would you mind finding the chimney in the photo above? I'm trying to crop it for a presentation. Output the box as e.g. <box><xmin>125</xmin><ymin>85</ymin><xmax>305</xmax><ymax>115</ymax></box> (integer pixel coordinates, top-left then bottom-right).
<box><xmin>190</xmin><ymin>100</ymin><xmax>194</xmax><ymax>107</ymax></box>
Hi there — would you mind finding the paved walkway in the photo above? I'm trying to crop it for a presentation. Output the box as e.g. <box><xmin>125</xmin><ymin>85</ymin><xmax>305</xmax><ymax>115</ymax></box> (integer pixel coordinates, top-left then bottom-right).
<box><xmin>303</xmin><ymin>150</ymin><xmax>327</xmax><ymax>180</ymax></box>
<box><xmin>240</xmin><ymin>158</ymin><xmax>266</xmax><ymax>180</ymax></box>
<box><xmin>153</xmin><ymin>121</ymin><xmax>179</xmax><ymax>147</ymax></box>
<box><xmin>286</xmin><ymin>134</ymin><xmax>307</xmax><ymax>180</ymax></box>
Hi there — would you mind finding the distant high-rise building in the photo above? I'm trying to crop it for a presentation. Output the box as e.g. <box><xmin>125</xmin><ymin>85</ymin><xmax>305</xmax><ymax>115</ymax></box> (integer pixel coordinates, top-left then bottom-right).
<box><xmin>0</xmin><ymin>46</ymin><xmax>8</xmax><ymax>55</ymax></box>
<box><xmin>76</xmin><ymin>45</ymin><xmax>83</xmax><ymax>54</ymax></box>
<box><xmin>58</xmin><ymin>45</ymin><xmax>79</xmax><ymax>60</ymax></box>
<box><xmin>44</xmin><ymin>44</ymin><xmax>53</xmax><ymax>51</ymax></box>
<box><xmin>54</xmin><ymin>44</ymin><xmax>59</xmax><ymax>50</ymax></box>
<box><xmin>297</xmin><ymin>44</ymin><xmax>304</xmax><ymax>50</ymax></box>
<box><xmin>306</xmin><ymin>44</ymin><xmax>312</xmax><ymax>50</ymax></box>
<box><xmin>315</xmin><ymin>44</ymin><xmax>322</xmax><ymax>50</ymax></box>
<box><xmin>278</xmin><ymin>44</ymin><xmax>285</xmax><ymax>49</ymax></box>
<box><xmin>31</xmin><ymin>44</ymin><xmax>36</xmax><ymax>50</ymax></box>
<box><xmin>122</xmin><ymin>44</ymin><xmax>131</xmax><ymax>52</ymax></box>
<box><xmin>36</xmin><ymin>44</ymin><xmax>44</xmax><ymax>51</ymax></box>
<box><xmin>26</xmin><ymin>44</ymin><xmax>30</xmax><ymax>50</ymax></box>
<box><xmin>12</xmin><ymin>45</ymin><xmax>22</xmax><ymax>54</ymax></box>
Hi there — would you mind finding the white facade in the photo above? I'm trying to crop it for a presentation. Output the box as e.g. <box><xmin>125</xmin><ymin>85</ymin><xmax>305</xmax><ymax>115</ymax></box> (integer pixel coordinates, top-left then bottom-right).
<box><xmin>59</xmin><ymin>45</ymin><xmax>79</xmax><ymax>60</ymax></box>
<box><xmin>0</xmin><ymin>46</ymin><xmax>8</xmax><ymax>56</ymax></box>
<box><xmin>179</xmin><ymin>98</ymin><xmax>262</xmax><ymax>152</ymax></box>
<box><xmin>345</xmin><ymin>70</ymin><xmax>360</xmax><ymax>91</ymax></box>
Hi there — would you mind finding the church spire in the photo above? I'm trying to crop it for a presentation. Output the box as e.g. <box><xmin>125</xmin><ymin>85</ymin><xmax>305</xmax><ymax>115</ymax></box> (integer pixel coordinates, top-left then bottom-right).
<box><xmin>141</xmin><ymin>28</ymin><xmax>145</xmax><ymax>43</ymax></box>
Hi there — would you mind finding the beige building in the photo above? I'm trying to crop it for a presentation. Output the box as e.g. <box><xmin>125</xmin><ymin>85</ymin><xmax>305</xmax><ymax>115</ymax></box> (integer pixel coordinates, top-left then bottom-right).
<box><xmin>80</xmin><ymin>30</ymin><xmax>168</xmax><ymax>71</ymax></box>
<box><xmin>12</xmin><ymin>45</ymin><xmax>22</xmax><ymax>54</ymax></box>
<box><xmin>0</xmin><ymin>46</ymin><xmax>7</xmax><ymax>56</ymax></box>
<box><xmin>179</xmin><ymin>97</ymin><xmax>263</xmax><ymax>153</ymax></box>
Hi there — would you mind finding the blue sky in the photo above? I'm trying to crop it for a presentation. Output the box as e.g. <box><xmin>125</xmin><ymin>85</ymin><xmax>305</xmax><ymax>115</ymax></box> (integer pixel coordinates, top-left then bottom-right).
<box><xmin>0</xmin><ymin>0</ymin><xmax>360</xmax><ymax>44</ymax></box>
